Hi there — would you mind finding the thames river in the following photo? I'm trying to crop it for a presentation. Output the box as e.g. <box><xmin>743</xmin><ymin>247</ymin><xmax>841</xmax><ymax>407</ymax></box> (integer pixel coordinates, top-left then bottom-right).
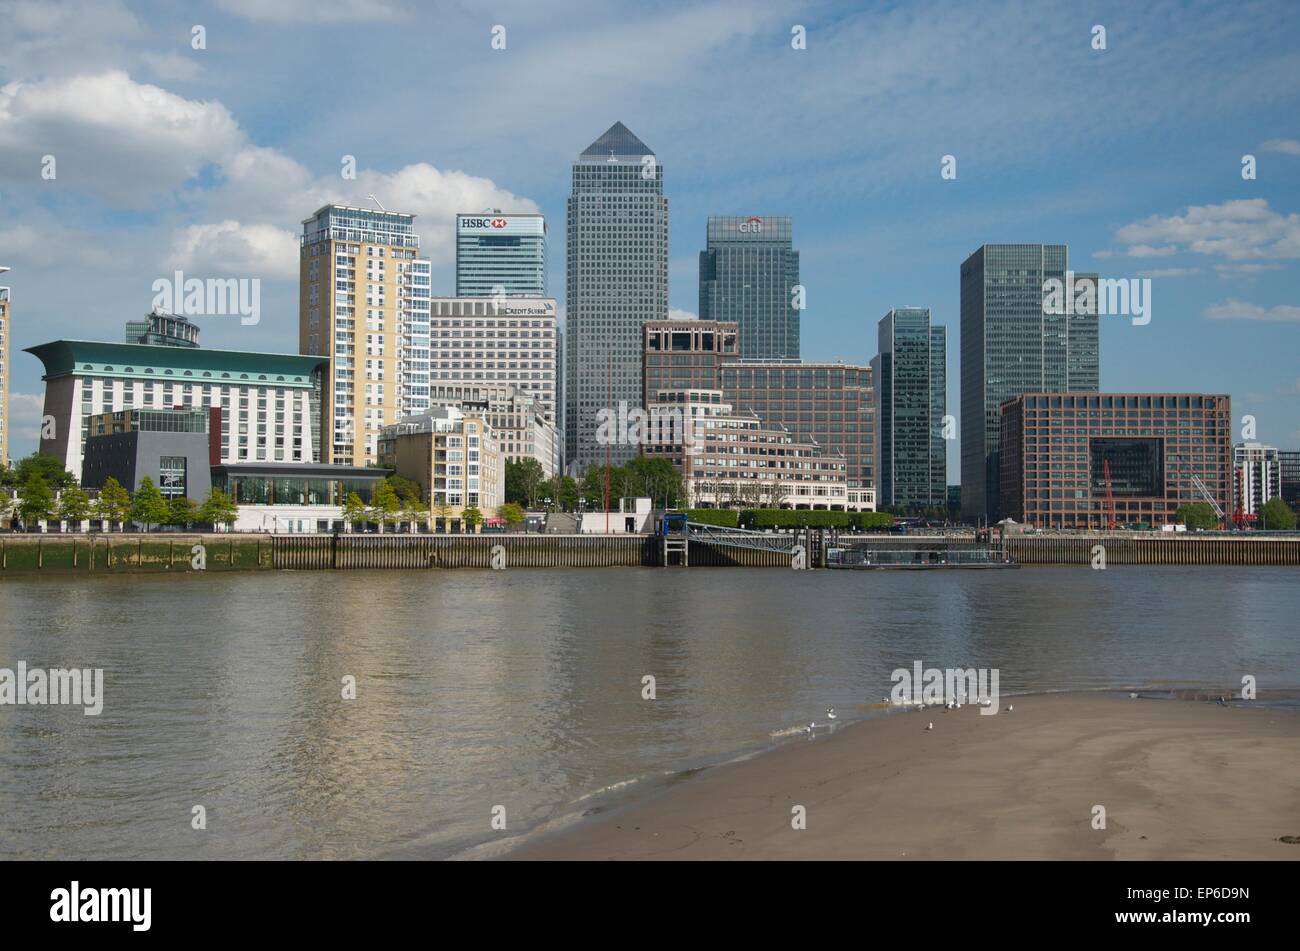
<box><xmin>1</xmin><ymin>567</ymin><xmax>1297</xmax><ymax>859</ymax></box>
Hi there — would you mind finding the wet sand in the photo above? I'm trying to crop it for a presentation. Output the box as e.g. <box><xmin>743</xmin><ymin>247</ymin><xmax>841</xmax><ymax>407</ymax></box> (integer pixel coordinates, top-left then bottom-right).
<box><xmin>505</xmin><ymin>693</ymin><xmax>1300</xmax><ymax>860</ymax></box>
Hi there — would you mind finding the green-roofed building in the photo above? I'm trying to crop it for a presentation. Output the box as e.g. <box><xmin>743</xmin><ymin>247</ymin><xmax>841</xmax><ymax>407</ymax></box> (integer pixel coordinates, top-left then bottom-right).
<box><xmin>26</xmin><ymin>339</ymin><xmax>328</xmax><ymax>483</ymax></box>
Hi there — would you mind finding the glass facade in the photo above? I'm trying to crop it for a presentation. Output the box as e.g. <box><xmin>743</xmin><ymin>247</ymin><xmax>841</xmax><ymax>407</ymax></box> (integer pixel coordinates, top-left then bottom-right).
<box><xmin>565</xmin><ymin>122</ymin><xmax>669</xmax><ymax>470</ymax></box>
<box><xmin>455</xmin><ymin>214</ymin><xmax>547</xmax><ymax>297</ymax></box>
<box><xmin>213</xmin><ymin>469</ymin><xmax>386</xmax><ymax>506</ymax></box>
<box><xmin>873</xmin><ymin>308</ymin><xmax>947</xmax><ymax>508</ymax></box>
<box><xmin>960</xmin><ymin>245</ymin><xmax>1099</xmax><ymax>520</ymax></box>
<box><xmin>699</xmin><ymin>216</ymin><xmax>800</xmax><ymax>360</ymax></box>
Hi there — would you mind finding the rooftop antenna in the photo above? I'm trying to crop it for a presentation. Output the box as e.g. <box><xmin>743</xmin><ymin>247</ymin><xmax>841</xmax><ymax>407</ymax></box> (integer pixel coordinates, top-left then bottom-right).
<box><xmin>367</xmin><ymin>193</ymin><xmax>387</xmax><ymax>212</ymax></box>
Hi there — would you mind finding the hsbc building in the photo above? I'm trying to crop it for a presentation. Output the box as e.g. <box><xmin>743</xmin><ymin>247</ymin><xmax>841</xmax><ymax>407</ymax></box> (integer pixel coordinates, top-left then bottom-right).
<box><xmin>455</xmin><ymin>212</ymin><xmax>547</xmax><ymax>298</ymax></box>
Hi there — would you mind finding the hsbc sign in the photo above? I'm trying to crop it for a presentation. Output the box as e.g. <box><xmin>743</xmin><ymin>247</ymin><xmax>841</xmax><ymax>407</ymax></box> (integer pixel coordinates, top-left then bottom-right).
<box><xmin>457</xmin><ymin>215</ymin><xmax>546</xmax><ymax>236</ymax></box>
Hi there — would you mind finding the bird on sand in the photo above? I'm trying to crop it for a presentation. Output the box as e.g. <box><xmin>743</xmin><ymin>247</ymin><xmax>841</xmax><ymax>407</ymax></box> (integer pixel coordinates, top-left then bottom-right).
<box><xmin>826</xmin><ymin>707</ymin><xmax>838</xmax><ymax>720</ymax></box>
<box><xmin>926</xmin><ymin>721</ymin><xmax>933</xmax><ymax>731</ymax></box>
<box><xmin>1008</xmin><ymin>704</ymin><xmax>1014</xmax><ymax>713</ymax></box>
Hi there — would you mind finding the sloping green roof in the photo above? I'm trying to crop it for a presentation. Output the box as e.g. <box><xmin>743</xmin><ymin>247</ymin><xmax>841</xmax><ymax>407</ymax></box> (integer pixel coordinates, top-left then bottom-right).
<box><xmin>25</xmin><ymin>340</ymin><xmax>327</xmax><ymax>387</ymax></box>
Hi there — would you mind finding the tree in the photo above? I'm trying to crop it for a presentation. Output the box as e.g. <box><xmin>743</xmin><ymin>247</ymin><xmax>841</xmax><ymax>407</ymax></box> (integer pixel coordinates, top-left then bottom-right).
<box><xmin>197</xmin><ymin>488</ymin><xmax>239</xmax><ymax>531</ymax></box>
<box><xmin>9</xmin><ymin>453</ymin><xmax>77</xmax><ymax>490</ymax></box>
<box><xmin>461</xmin><ymin>505</ymin><xmax>483</xmax><ymax>533</ymax></box>
<box><xmin>341</xmin><ymin>492</ymin><xmax>369</xmax><ymax>529</ymax></box>
<box><xmin>1173</xmin><ymin>502</ymin><xmax>1218</xmax><ymax>530</ymax></box>
<box><xmin>57</xmin><ymin>485</ymin><xmax>92</xmax><ymax>528</ymax></box>
<box><xmin>93</xmin><ymin>477</ymin><xmax>133</xmax><ymax>530</ymax></box>
<box><xmin>498</xmin><ymin>501</ymin><xmax>526</xmax><ymax>530</ymax></box>
<box><xmin>17</xmin><ymin>473</ymin><xmax>55</xmax><ymax>528</ymax></box>
<box><xmin>1256</xmin><ymin>496</ymin><xmax>1297</xmax><ymax>531</ymax></box>
<box><xmin>433</xmin><ymin>496</ymin><xmax>452</xmax><ymax>533</ymax></box>
<box><xmin>401</xmin><ymin>495</ymin><xmax>429</xmax><ymax>533</ymax></box>
<box><xmin>387</xmin><ymin>475</ymin><xmax>424</xmax><ymax>505</ymax></box>
<box><xmin>505</xmin><ymin>458</ymin><xmax>546</xmax><ymax>508</ymax></box>
<box><xmin>546</xmin><ymin>475</ymin><xmax>579</xmax><ymax>512</ymax></box>
<box><xmin>168</xmin><ymin>495</ymin><xmax>200</xmax><ymax>528</ymax></box>
<box><xmin>130</xmin><ymin>477</ymin><xmax>170</xmax><ymax>531</ymax></box>
<box><xmin>371</xmin><ymin>479</ymin><xmax>402</xmax><ymax>530</ymax></box>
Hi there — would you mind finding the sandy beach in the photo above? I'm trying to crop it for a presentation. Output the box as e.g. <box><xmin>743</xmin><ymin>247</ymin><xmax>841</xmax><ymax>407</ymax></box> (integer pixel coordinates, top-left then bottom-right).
<box><xmin>505</xmin><ymin>693</ymin><xmax>1300</xmax><ymax>860</ymax></box>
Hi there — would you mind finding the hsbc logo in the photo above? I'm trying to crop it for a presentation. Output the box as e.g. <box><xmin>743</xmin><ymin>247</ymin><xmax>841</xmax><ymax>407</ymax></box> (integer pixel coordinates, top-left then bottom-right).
<box><xmin>460</xmin><ymin>217</ymin><xmax>510</xmax><ymax>229</ymax></box>
<box><xmin>739</xmin><ymin>216</ymin><xmax>764</xmax><ymax>233</ymax></box>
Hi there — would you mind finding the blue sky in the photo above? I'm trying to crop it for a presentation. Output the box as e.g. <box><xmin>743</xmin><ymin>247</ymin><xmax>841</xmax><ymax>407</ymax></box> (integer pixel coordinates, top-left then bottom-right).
<box><xmin>2</xmin><ymin>0</ymin><xmax>1298</xmax><ymax>480</ymax></box>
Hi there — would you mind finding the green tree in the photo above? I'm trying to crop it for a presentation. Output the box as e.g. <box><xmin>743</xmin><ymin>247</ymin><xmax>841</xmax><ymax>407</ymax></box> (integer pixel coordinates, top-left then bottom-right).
<box><xmin>1173</xmin><ymin>502</ymin><xmax>1218</xmax><ymax>530</ymax></box>
<box><xmin>197</xmin><ymin>488</ymin><xmax>239</xmax><ymax>530</ymax></box>
<box><xmin>401</xmin><ymin>495</ymin><xmax>429</xmax><ymax>533</ymax></box>
<box><xmin>56</xmin><ymin>485</ymin><xmax>92</xmax><ymax>527</ymax></box>
<box><xmin>505</xmin><ymin>458</ymin><xmax>546</xmax><ymax>508</ymax></box>
<box><xmin>498</xmin><ymin>501</ymin><xmax>525</xmax><ymax>529</ymax></box>
<box><xmin>11</xmin><ymin>453</ymin><xmax>77</xmax><ymax>490</ymax></box>
<box><xmin>433</xmin><ymin>497</ymin><xmax>452</xmax><ymax>533</ymax></box>
<box><xmin>342</xmin><ymin>491</ymin><xmax>369</xmax><ymax>529</ymax></box>
<box><xmin>168</xmin><ymin>495</ymin><xmax>200</xmax><ymax>528</ymax></box>
<box><xmin>387</xmin><ymin>475</ymin><xmax>423</xmax><ymax>505</ymax></box>
<box><xmin>1256</xmin><ymin>496</ymin><xmax>1297</xmax><ymax>531</ymax></box>
<box><xmin>130</xmin><ymin>477</ymin><xmax>170</xmax><ymax>531</ymax></box>
<box><xmin>461</xmin><ymin>505</ymin><xmax>483</xmax><ymax>533</ymax></box>
<box><xmin>17</xmin><ymin>473</ymin><xmax>55</xmax><ymax>528</ymax></box>
<box><xmin>371</xmin><ymin>479</ymin><xmax>402</xmax><ymax>530</ymax></box>
<box><xmin>93</xmin><ymin>477</ymin><xmax>133</xmax><ymax>530</ymax></box>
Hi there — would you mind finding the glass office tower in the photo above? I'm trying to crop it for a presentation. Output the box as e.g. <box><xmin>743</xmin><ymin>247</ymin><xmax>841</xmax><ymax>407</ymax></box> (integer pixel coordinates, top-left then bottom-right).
<box><xmin>565</xmin><ymin>122</ymin><xmax>669</xmax><ymax>471</ymax></box>
<box><xmin>455</xmin><ymin>212</ymin><xmax>547</xmax><ymax>297</ymax></box>
<box><xmin>959</xmin><ymin>245</ymin><xmax>1098</xmax><ymax>521</ymax></box>
<box><xmin>872</xmin><ymin>307</ymin><xmax>946</xmax><ymax>509</ymax></box>
<box><xmin>699</xmin><ymin>216</ymin><xmax>800</xmax><ymax>360</ymax></box>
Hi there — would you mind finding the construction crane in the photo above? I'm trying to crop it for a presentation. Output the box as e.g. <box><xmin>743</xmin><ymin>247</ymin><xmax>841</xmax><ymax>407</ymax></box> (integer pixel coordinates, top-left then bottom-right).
<box><xmin>1102</xmin><ymin>458</ymin><xmax>1117</xmax><ymax>530</ymax></box>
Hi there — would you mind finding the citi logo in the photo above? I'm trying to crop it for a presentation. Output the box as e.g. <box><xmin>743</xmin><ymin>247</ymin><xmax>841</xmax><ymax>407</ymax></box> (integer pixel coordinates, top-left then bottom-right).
<box><xmin>739</xmin><ymin>216</ymin><xmax>763</xmax><ymax>233</ymax></box>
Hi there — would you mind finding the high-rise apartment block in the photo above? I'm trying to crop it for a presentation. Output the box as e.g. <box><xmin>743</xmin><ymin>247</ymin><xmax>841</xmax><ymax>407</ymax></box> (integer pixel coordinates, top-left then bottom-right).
<box><xmin>1234</xmin><ymin>442</ymin><xmax>1281</xmax><ymax>517</ymax></box>
<box><xmin>872</xmin><ymin>307</ymin><xmax>947</xmax><ymax>509</ymax></box>
<box><xmin>455</xmin><ymin>212</ymin><xmax>547</xmax><ymax>297</ymax></box>
<box><xmin>960</xmin><ymin>245</ymin><xmax>1099</xmax><ymax>521</ymax></box>
<box><xmin>699</xmin><ymin>216</ymin><xmax>800</xmax><ymax>359</ymax></box>
<box><xmin>565</xmin><ymin>122</ymin><xmax>668</xmax><ymax>472</ymax></box>
<box><xmin>299</xmin><ymin>204</ymin><xmax>431</xmax><ymax>466</ymax></box>
<box><xmin>378</xmin><ymin>405</ymin><xmax>504</xmax><ymax>522</ymax></box>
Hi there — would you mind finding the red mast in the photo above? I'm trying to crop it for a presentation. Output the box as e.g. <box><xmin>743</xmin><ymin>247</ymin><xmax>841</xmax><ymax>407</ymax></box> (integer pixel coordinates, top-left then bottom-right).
<box><xmin>1102</xmin><ymin>459</ymin><xmax>1117</xmax><ymax>530</ymax></box>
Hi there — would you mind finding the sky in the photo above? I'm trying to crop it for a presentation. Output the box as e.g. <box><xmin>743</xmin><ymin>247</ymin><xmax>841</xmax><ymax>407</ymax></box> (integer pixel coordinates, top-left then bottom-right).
<box><xmin>1</xmin><ymin>0</ymin><xmax>1298</xmax><ymax>481</ymax></box>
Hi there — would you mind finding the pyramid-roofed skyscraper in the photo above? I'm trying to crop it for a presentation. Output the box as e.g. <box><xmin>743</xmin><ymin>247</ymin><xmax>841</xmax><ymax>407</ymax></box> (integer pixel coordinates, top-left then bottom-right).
<box><xmin>565</xmin><ymin>123</ymin><xmax>668</xmax><ymax>472</ymax></box>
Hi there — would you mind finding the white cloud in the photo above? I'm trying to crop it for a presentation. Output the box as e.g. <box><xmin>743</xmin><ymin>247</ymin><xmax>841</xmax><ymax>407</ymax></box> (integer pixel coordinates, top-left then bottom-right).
<box><xmin>1261</xmin><ymin>138</ymin><xmax>1300</xmax><ymax>155</ymax></box>
<box><xmin>0</xmin><ymin>70</ymin><xmax>242</xmax><ymax>204</ymax></box>
<box><xmin>668</xmin><ymin>308</ymin><xmax>699</xmax><ymax>321</ymax></box>
<box><xmin>5</xmin><ymin>393</ymin><xmax>47</xmax><ymax>454</ymax></box>
<box><xmin>1137</xmin><ymin>267</ymin><xmax>1199</xmax><ymax>278</ymax></box>
<box><xmin>1114</xmin><ymin>199</ymin><xmax>1300</xmax><ymax>261</ymax></box>
<box><xmin>1204</xmin><ymin>299</ymin><xmax>1300</xmax><ymax>322</ymax></box>
<box><xmin>1126</xmin><ymin>245</ymin><xmax>1177</xmax><ymax>258</ymax></box>
<box><xmin>165</xmin><ymin>221</ymin><xmax>300</xmax><ymax>280</ymax></box>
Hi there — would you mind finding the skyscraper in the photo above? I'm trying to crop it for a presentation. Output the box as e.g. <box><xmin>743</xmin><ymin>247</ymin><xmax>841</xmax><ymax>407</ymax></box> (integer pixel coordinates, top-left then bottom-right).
<box><xmin>699</xmin><ymin>216</ymin><xmax>800</xmax><ymax>359</ymax></box>
<box><xmin>872</xmin><ymin>307</ymin><xmax>946</xmax><ymax>509</ymax></box>
<box><xmin>565</xmin><ymin>121</ymin><xmax>668</xmax><ymax>471</ymax></box>
<box><xmin>455</xmin><ymin>212</ymin><xmax>547</xmax><ymax>297</ymax></box>
<box><xmin>960</xmin><ymin>245</ymin><xmax>1098</xmax><ymax>521</ymax></box>
<box><xmin>0</xmin><ymin>266</ymin><xmax>10</xmax><ymax>467</ymax></box>
<box><xmin>299</xmin><ymin>204</ymin><xmax>431</xmax><ymax>466</ymax></box>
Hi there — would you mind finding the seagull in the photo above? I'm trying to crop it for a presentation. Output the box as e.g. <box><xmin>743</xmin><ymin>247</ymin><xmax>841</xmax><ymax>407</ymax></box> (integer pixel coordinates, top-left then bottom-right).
<box><xmin>1008</xmin><ymin>704</ymin><xmax>1014</xmax><ymax>713</ymax></box>
<box><xmin>979</xmin><ymin>697</ymin><xmax>992</xmax><ymax>708</ymax></box>
<box><xmin>1129</xmin><ymin>692</ymin><xmax>1138</xmax><ymax>699</ymax></box>
<box><xmin>1216</xmin><ymin>696</ymin><xmax>1227</xmax><ymax>706</ymax></box>
<box><xmin>926</xmin><ymin>722</ymin><xmax>934</xmax><ymax>731</ymax></box>
<box><xmin>826</xmin><ymin>707</ymin><xmax>838</xmax><ymax>720</ymax></box>
<box><xmin>955</xmin><ymin>702</ymin><xmax>962</xmax><ymax>710</ymax></box>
